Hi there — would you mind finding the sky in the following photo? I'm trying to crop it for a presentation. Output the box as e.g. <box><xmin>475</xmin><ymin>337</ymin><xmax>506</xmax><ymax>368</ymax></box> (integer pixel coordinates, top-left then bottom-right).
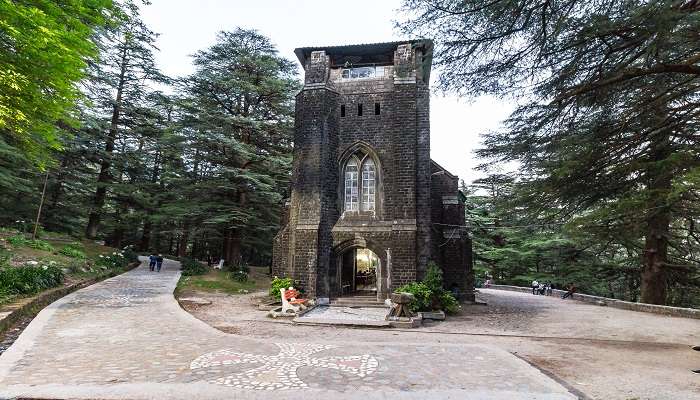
<box><xmin>139</xmin><ymin>0</ymin><xmax>514</xmax><ymax>184</ymax></box>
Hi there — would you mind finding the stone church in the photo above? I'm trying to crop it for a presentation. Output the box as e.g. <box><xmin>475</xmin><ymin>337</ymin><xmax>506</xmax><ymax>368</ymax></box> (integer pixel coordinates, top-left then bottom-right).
<box><xmin>272</xmin><ymin>40</ymin><xmax>473</xmax><ymax>303</ymax></box>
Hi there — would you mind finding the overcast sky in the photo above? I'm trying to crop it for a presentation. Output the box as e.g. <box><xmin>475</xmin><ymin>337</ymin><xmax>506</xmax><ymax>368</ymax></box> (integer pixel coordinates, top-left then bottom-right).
<box><xmin>140</xmin><ymin>0</ymin><xmax>513</xmax><ymax>184</ymax></box>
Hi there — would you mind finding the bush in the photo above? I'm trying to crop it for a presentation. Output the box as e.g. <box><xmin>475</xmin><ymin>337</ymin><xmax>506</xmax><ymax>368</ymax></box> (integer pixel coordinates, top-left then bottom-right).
<box><xmin>0</xmin><ymin>264</ymin><xmax>64</xmax><ymax>296</ymax></box>
<box><xmin>7</xmin><ymin>235</ymin><xmax>27</xmax><ymax>246</ymax></box>
<box><xmin>59</xmin><ymin>246</ymin><xmax>86</xmax><ymax>259</ymax></box>
<box><xmin>181</xmin><ymin>257</ymin><xmax>207</xmax><ymax>276</ymax></box>
<box><xmin>395</xmin><ymin>282</ymin><xmax>433</xmax><ymax>312</ymax></box>
<box><xmin>121</xmin><ymin>246</ymin><xmax>139</xmax><ymax>263</ymax></box>
<box><xmin>27</xmin><ymin>239</ymin><xmax>54</xmax><ymax>252</ymax></box>
<box><xmin>230</xmin><ymin>270</ymin><xmax>248</xmax><ymax>282</ymax></box>
<box><xmin>270</xmin><ymin>276</ymin><xmax>293</xmax><ymax>300</ymax></box>
<box><xmin>6</xmin><ymin>235</ymin><xmax>54</xmax><ymax>252</ymax></box>
<box><xmin>395</xmin><ymin>262</ymin><xmax>460</xmax><ymax>314</ymax></box>
<box><xmin>96</xmin><ymin>251</ymin><xmax>129</xmax><ymax>269</ymax></box>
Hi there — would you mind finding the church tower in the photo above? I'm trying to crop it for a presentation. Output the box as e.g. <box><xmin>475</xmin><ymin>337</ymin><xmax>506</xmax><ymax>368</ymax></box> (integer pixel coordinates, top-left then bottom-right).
<box><xmin>273</xmin><ymin>40</ymin><xmax>472</xmax><ymax>303</ymax></box>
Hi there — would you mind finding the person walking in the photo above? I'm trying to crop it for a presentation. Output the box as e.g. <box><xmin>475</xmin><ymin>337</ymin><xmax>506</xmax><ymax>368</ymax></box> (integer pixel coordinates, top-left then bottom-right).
<box><xmin>156</xmin><ymin>254</ymin><xmax>164</xmax><ymax>272</ymax></box>
<box><xmin>562</xmin><ymin>282</ymin><xmax>577</xmax><ymax>299</ymax></box>
<box><xmin>148</xmin><ymin>254</ymin><xmax>156</xmax><ymax>272</ymax></box>
<box><xmin>531</xmin><ymin>279</ymin><xmax>539</xmax><ymax>295</ymax></box>
<box><xmin>546</xmin><ymin>282</ymin><xmax>553</xmax><ymax>296</ymax></box>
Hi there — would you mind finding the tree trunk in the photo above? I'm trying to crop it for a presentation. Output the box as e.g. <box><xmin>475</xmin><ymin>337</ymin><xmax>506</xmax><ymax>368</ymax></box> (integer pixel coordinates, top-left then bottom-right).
<box><xmin>178</xmin><ymin>222</ymin><xmax>190</xmax><ymax>258</ymax></box>
<box><xmin>139</xmin><ymin>220</ymin><xmax>152</xmax><ymax>251</ymax></box>
<box><xmin>639</xmin><ymin>133</ymin><xmax>672</xmax><ymax>305</ymax></box>
<box><xmin>86</xmin><ymin>46</ymin><xmax>128</xmax><ymax>239</ymax></box>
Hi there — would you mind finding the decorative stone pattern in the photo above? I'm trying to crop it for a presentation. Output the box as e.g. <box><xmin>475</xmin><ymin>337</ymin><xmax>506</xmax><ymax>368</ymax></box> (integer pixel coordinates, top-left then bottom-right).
<box><xmin>273</xmin><ymin>40</ymin><xmax>474</xmax><ymax>300</ymax></box>
<box><xmin>191</xmin><ymin>342</ymin><xmax>378</xmax><ymax>390</ymax></box>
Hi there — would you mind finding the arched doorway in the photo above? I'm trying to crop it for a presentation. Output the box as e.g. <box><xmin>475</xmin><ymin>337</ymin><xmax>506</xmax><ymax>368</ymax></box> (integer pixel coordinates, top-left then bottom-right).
<box><xmin>339</xmin><ymin>248</ymin><xmax>380</xmax><ymax>296</ymax></box>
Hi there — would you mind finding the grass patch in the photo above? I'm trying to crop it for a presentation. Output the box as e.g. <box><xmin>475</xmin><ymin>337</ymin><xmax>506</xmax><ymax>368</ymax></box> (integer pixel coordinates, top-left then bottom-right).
<box><xmin>176</xmin><ymin>269</ymin><xmax>268</xmax><ymax>296</ymax></box>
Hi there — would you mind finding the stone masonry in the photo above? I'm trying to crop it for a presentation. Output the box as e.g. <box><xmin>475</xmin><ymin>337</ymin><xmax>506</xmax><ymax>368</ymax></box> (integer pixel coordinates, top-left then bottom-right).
<box><xmin>272</xmin><ymin>41</ymin><xmax>473</xmax><ymax>301</ymax></box>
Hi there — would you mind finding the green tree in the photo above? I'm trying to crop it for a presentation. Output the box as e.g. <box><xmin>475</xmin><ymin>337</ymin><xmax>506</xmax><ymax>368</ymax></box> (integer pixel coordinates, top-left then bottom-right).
<box><xmin>400</xmin><ymin>0</ymin><xmax>700</xmax><ymax>305</ymax></box>
<box><xmin>0</xmin><ymin>0</ymin><xmax>115</xmax><ymax>163</ymax></box>
<box><xmin>176</xmin><ymin>28</ymin><xmax>298</xmax><ymax>265</ymax></box>
<box><xmin>83</xmin><ymin>2</ymin><xmax>164</xmax><ymax>239</ymax></box>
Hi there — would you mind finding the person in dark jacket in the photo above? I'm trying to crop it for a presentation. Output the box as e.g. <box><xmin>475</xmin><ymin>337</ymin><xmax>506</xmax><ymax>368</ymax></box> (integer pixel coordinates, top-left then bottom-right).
<box><xmin>156</xmin><ymin>255</ymin><xmax>164</xmax><ymax>272</ymax></box>
<box><xmin>148</xmin><ymin>254</ymin><xmax>157</xmax><ymax>271</ymax></box>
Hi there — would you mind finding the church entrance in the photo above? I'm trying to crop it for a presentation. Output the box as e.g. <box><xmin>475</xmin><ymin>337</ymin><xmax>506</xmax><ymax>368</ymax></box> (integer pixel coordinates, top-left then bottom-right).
<box><xmin>339</xmin><ymin>248</ymin><xmax>380</xmax><ymax>296</ymax></box>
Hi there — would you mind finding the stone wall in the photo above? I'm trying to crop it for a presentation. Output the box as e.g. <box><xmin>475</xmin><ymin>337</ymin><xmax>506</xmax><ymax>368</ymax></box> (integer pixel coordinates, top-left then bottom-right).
<box><xmin>486</xmin><ymin>285</ymin><xmax>700</xmax><ymax>319</ymax></box>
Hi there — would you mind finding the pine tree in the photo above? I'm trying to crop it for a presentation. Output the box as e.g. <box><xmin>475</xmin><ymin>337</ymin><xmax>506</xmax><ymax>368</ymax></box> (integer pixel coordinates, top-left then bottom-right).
<box><xmin>400</xmin><ymin>0</ymin><xmax>700</xmax><ymax>305</ymax></box>
<box><xmin>83</xmin><ymin>2</ymin><xmax>164</xmax><ymax>239</ymax></box>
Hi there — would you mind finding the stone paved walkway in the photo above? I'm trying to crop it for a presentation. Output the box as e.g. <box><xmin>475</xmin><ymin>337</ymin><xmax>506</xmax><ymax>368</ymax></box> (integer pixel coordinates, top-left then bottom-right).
<box><xmin>0</xmin><ymin>258</ymin><xmax>576</xmax><ymax>400</ymax></box>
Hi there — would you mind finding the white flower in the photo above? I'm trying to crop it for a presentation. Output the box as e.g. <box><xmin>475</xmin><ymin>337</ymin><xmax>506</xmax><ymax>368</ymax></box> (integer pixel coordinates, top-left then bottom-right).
<box><xmin>27</xmin><ymin>261</ymin><xmax>38</xmax><ymax>265</ymax></box>
<box><xmin>42</xmin><ymin>265</ymin><xmax>48</xmax><ymax>270</ymax></box>
<box><xmin>99</xmin><ymin>255</ymin><xmax>104</xmax><ymax>258</ymax></box>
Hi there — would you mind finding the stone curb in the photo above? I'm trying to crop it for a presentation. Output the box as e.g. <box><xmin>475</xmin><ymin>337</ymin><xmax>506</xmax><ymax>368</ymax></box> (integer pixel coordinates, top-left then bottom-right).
<box><xmin>0</xmin><ymin>261</ymin><xmax>141</xmax><ymax>336</ymax></box>
<box><xmin>484</xmin><ymin>284</ymin><xmax>700</xmax><ymax>319</ymax></box>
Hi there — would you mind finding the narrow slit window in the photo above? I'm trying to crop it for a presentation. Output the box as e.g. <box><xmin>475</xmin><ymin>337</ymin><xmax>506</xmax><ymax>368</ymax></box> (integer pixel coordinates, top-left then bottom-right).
<box><xmin>357</xmin><ymin>104</ymin><xmax>363</xmax><ymax>116</ymax></box>
<box><xmin>341</xmin><ymin>104</ymin><xmax>346</xmax><ymax>117</ymax></box>
<box><xmin>374</xmin><ymin>102</ymin><xmax>380</xmax><ymax>115</ymax></box>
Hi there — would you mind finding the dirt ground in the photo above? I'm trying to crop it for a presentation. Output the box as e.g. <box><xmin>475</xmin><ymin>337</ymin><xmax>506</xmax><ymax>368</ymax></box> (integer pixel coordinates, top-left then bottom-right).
<box><xmin>179</xmin><ymin>288</ymin><xmax>700</xmax><ymax>400</ymax></box>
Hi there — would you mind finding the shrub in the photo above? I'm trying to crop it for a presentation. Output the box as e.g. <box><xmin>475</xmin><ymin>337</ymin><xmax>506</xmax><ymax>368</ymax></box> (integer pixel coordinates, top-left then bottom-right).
<box><xmin>121</xmin><ymin>246</ymin><xmax>139</xmax><ymax>263</ymax></box>
<box><xmin>395</xmin><ymin>282</ymin><xmax>432</xmax><ymax>312</ymax></box>
<box><xmin>230</xmin><ymin>270</ymin><xmax>248</xmax><ymax>282</ymax></box>
<box><xmin>395</xmin><ymin>262</ymin><xmax>460</xmax><ymax>314</ymax></box>
<box><xmin>270</xmin><ymin>276</ymin><xmax>293</xmax><ymax>300</ymax></box>
<box><xmin>65</xmin><ymin>241</ymin><xmax>85</xmax><ymax>250</ymax></box>
<box><xmin>0</xmin><ymin>264</ymin><xmax>64</xmax><ymax>296</ymax></box>
<box><xmin>7</xmin><ymin>235</ymin><xmax>27</xmax><ymax>246</ymax></box>
<box><xmin>60</xmin><ymin>246</ymin><xmax>86</xmax><ymax>259</ymax></box>
<box><xmin>27</xmin><ymin>239</ymin><xmax>54</xmax><ymax>251</ymax></box>
<box><xmin>96</xmin><ymin>251</ymin><xmax>128</xmax><ymax>269</ymax></box>
<box><xmin>6</xmin><ymin>235</ymin><xmax>54</xmax><ymax>252</ymax></box>
<box><xmin>181</xmin><ymin>257</ymin><xmax>207</xmax><ymax>276</ymax></box>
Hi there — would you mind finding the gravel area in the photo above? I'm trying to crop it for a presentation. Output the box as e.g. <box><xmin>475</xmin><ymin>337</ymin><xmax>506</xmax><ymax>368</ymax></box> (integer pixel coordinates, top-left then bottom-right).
<box><xmin>181</xmin><ymin>287</ymin><xmax>700</xmax><ymax>400</ymax></box>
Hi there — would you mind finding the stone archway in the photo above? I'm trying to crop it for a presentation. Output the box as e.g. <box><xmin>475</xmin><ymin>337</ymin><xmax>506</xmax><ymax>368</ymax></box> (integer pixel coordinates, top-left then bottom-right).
<box><xmin>331</xmin><ymin>238</ymin><xmax>386</xmax><ymax>300</ymax></box>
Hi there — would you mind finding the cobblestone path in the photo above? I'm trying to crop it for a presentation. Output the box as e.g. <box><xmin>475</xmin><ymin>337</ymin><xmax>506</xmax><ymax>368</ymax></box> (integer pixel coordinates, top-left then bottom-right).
<box><xmin>0</xmin><ymin>259</ymin><xmax>576</xmax><ymax>400</ymax></box>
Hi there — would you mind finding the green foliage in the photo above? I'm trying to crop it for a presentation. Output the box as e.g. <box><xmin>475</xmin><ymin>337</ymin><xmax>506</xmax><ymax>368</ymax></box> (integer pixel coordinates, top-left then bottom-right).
<box><xmin>230</xmin><ymin>270</ymin><xmax>248</xmax><ymax>283</ymax></box>
<box><xmin>0</xmin><ymin>0</ymin><xmax>115</xmax><ymax>163</ymax></box>
<box><xmin>180</xmin><ymin>258</ymin><xmax>208</xmax><ymax>276</ymax></box>
<box><xmin>26</xmin><ymin>239</ymin><xmax>54</xmax><ymax>252</ymax></box>
<box><xmin>6</xmin><ymin>235</ymin><xmax>54</xmax><ymax>252</ymax></box>
<box><xmin>7</xmin><ymin>235</ymin><xmax>27</xmax><ymax>246</ymax></box>
<box><xmin>95</xmin><ymin>251</ymin><xmax>129</xmax><ymax>269</ymax></box>
<box><xmin>401</xmin><ymin>1</ymin><xmax>700</xmax><ymax>306</ymax></box>
<box><xmin>59</xmin><ymin>246</ymin><xmax>86</xmax><ymax>259</ymax></box>
<box><xmin>270</xmin><ymin>276</ymin><xmax>293</xmax><ymax>300</ymax></box>
<box><xmin>395</xmin><ymin>263</ymin><xmax>460</xmax><ymax>314</ymax></box>
<box><xmin>0</xmin><ymin>264</ymin><xmax>64</xmax><ymax>297</ymax></box>
<box><xmin>395</xmin><ymin>282</ymin><xmax>433</xmax><ymax>312</ymax></box>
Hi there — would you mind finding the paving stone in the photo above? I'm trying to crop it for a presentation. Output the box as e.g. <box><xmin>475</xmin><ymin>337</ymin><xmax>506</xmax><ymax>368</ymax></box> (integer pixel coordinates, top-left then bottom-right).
<box><xmin>0</xmin><ymin>258</ymin><xmax>575</xmax><ymax>400</ymax></box>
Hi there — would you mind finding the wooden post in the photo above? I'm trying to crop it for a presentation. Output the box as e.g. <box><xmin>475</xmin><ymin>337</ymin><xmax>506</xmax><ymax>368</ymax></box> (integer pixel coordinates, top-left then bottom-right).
<box><xmin>32</xmin><ymin>170</ymin><xmax>50</xmax><ymax>240</ymax></box>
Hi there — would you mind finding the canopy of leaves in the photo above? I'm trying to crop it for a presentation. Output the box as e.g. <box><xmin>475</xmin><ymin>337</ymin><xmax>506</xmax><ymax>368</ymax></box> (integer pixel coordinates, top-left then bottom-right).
<box><xmin>0</xmin><ymin>0</ymin><xmax>115</xmax><ymax>163</ymax></box>
<box><xmin>400</xmin><ymin>0</ymin><xmax>700</xmax><ymax>305</ymax></box>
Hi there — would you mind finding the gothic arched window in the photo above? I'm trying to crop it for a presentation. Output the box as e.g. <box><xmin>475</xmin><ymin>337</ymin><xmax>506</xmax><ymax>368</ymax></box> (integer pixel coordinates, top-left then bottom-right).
<box><xmin>361</xmin><ymin>158</ymin><xmax>376</xmax><ymax>212</ymax></box>
<box><xmin>344</xmin><ymin>158</ymin><xmax>359</xmax><ymax>212</ymax></box>
<box><xmin>343</xmin><ymin>152</ymin><xmax>377</xmax><ymax>213</ymax></box>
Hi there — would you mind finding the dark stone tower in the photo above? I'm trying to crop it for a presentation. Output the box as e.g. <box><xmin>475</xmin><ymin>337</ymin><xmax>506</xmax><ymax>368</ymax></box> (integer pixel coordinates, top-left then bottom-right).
<box><xmin>273</xmin><ymin>40</ymin><xmax>473</xmax><ymax>303</ymax></box>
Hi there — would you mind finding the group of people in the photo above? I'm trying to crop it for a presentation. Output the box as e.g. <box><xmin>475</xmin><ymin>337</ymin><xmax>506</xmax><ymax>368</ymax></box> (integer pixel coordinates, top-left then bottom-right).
<box><xmin>530</xmin><ymin>280</ymin><xmax>554</xmax><ymax>296</ymax></box>
<box><xmin>148</xmin><ymin>254</ymin><xmax>164</xmax><ymax>272</ymax></box>
<box><xmin>531</xmin><ymin>279</ymin><xmax>578</xmax><ymax>299</ymax></box>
